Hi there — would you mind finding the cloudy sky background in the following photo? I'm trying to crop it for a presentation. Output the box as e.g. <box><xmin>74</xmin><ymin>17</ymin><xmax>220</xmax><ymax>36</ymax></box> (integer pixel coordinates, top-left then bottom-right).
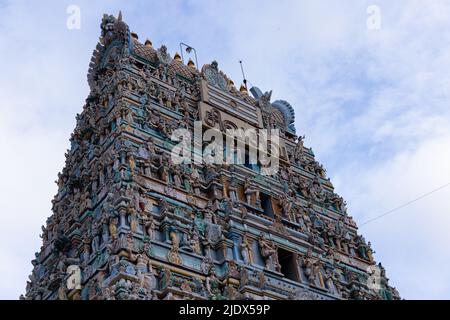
<box><xmin>1</xmin><ymin>0</ymin><xmax>449</xmax><ymax>299</ymax></box>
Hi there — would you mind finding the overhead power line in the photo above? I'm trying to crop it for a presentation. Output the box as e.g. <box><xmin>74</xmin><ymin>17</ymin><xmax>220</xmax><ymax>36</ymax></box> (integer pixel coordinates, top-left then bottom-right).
<box><xmin>360</xmin><ymin>181</ymin><xmax>450</xmax><ymax>227</ymax></box>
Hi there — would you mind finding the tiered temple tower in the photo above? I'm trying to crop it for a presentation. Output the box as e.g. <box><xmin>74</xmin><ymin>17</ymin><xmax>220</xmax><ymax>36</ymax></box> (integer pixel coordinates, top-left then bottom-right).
<box><xmin>24</xmin><ymin>13</ymin><xmax>399</xmax><ymax>300</ymax></box>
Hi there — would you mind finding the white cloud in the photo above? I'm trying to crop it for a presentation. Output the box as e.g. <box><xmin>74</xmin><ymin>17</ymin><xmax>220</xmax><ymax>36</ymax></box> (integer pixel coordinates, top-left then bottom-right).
<box><xmin>345</xmin><ymin>133</ymin><xmax>450</xmax><ymax>299</ymax></box>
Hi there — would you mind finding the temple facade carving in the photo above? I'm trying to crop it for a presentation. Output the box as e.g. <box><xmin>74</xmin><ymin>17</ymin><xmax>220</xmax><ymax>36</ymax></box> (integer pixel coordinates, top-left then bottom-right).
<box><xmin>23</xmin><ymin>12</ymin><xmax>399</xmax><ymax>301</ymax></box>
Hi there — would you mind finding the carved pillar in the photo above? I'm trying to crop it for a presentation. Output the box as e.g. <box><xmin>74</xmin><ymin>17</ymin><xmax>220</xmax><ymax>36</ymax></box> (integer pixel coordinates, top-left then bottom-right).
<box><xmin>227</xmin><ymin>232</ymin><xmax>240</xmax><ymax>261</ymax></box>
<box><xmin>119</xmin><ymin>207</ymin><xmax>127</xmax><ymax>227</ymax></box>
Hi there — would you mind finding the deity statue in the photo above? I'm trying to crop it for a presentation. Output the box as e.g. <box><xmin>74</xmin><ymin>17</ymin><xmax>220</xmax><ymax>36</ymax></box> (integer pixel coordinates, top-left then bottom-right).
<box><xmin>228</xmin><ymin>176</ymin><xmax>238</xmax><ymax>201</ymax></box>
<box><xmin>239</xmin><ymin>235</ymin><xmax>252</xmax><ymax>265</ymax></box>
<box><xmin>82</xmin><ymin>233</ymin><xmax>91</xmax><ymax>262</ymax></box>
<box><xmin>243</xmin><ymin>177</ymin><xmax>260</xmax><ymax>207</ymax></box>
<box><xmin>128</xmin><ymin>206</ymin><xmax>139</xmax><ymax>233</ymax></box>
<box><xmin>169</xmin><ymin>227</ymin><xmax>179</xmax><ymax>249</ymax></box>
<box><xmin>257</xmin><ymin>91</ymin><xmax>272</xmax><ymax>113</ymax></box>
<box><xmin>204</xmin><ymin>164</ymin><xmax>218</xmax><ymax>182</ymax></box>
<box><xmin>102</xmin><ymin>286</ymin><xmax>115</xmax><ymax>300</ymax></box>
<box><xmin>223</xmin><ymin>198</ymin><xmax>234</xmax><ymax>218</ymax></box>
<box><xmin>258</xmin><ymin>233</ymin><xmax>277</xmax><ymax>270</ymax></box>
<box><xmin>301</xmin><ymin>248</ymin><xmax>318</xmax><ymax>286</ymax></box>
<box><xmin>190</xmin><ymin>174</ymin><xmax>202</xmax><ymax>195</ymax></box>
<box><xmin>108</xmin><ymin>216</ymin><xmax>119</xmax><ymax>240</ymax></box>
<box><xmin>324</xmin><ymin>269</ymin><xmax>339</xmax><ymax>295</ymax></box>
<box><xmin>298</xmin><ymin>176</ymin><xmax>310</xmax><ymax>199</ymax></box>
<box><xmin>307</xmin><ymin>203</ymin><xmax>324</xmax><ymax>231</ymax></box>
<box><xmin>126</xmin><ymin>232</ymin><xmax>136</xmax><ymax>261</ymax></box>
<box><xmin>355</xmin><ymin>235</ymin><xmax>370</xmax><ymax>261</ymax></box>
<box><xmin>293</xmin><ymin>135</ymin><xmax>305</xmax><ymax>163</ymax></box>
<box><xmin>309</xmin><ymin>176</ymin><xmax>325</xmax><ymax>202</ymax></box>
<box><xmin>202</xmin><ymin>199</ymin><xmax>217</xmax><ymax>225</ymax></box>
<box><xmin>205</xmin><ymin>266</ymin><xmax>223</xmax><ymax>299</ymax></box>
<box><xmin>367</xmin><ymin>241</ymin><xmax>375</xmax><ymax>263</ymax></box>
<box><xmin>100</xmin><ymin>209</ymin><xmax>110</xmax><ymax>243</ymax></box>
<box><xmin>169</xmin><ymin>163</ymin><xmax>183</xmax><ymax>188</ymax></box>
<box><xmin>188</xmin><ymin>226</ymin><xmax>202</xmax><ymax>255</ymax></box>
<box><xmin>279</xmin><ymin>194</ymin><xmax>293</xmax><ymax>220</ymax></box>
<box><xmin>91</xmin><ymin>219</ymin><xmax>101</xmax><ymax>253</ymax></box>
<box><xmin>294</xmin><ymin>206</ymin><xmax>309</xmax><ymax>233</ymax></box>
<box><xmin>237</xmin><ymin>202</ymin><xmax>248</xmax><ymax>219</ymax></box>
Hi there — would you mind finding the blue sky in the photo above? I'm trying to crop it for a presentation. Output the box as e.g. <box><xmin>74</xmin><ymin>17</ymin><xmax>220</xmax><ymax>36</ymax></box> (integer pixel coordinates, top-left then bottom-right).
<box><xmin>1</xmin><ymin>0</ymin><xmax>450</xmax><ymax>299</ymax></box>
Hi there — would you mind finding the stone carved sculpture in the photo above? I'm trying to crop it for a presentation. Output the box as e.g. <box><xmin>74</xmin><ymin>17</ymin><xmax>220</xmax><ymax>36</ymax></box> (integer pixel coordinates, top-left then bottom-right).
<box><xmin>202</xmin><ymin>61</ymin><xmax>228</xmax><ymax>91</ymax></box>
<box><xmin>258</xmin><ymin>233</ymin><xmax>277</xmax><ymax>270</ymax></box>
<box><xmin>243</xmin><ymin>177</ymin><xmax>260</xmax><ymax>207</ymax></box>
<box><xmin>239</xmin><ymin>235</ymin><xmax>253</xmax><ymax>265</ymax></box>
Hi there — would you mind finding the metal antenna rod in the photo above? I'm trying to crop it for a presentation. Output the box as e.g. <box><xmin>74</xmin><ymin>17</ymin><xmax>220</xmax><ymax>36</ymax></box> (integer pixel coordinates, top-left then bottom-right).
<box><xmin>239</xmin><ymin>60</ymin><xmax>248</xmax><ymax>89</ymax></box>
<box><xmin>180</xmin><ymin>42</ymin><xmax>199</xmax><ymax>68</ymax></box>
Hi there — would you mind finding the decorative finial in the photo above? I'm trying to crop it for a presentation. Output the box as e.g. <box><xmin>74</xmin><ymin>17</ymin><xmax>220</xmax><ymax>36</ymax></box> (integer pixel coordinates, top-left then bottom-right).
<box><xmin>211</xmin><ymin>60</ymin><xmax>218</xmax><ymax>70</ymax></box>
<box><xmin>145</xmin><ymin>39</ymin><xmax>153</xmax><ymax>48</ymax></box>
<box><xmin>131</xmin><ymin>32</ymin><xmax>138</xmax><ymax>40</ymax></box>
<box><xmin>174</xmin><ymin>52</ymin><xmax>182</xmax><ymax>62</ymax></box>
<box><xmin>187</xmin><ymin>58</ymin><xmax>195</xmax><ymax>68</ymax></box>
<box><xmin>118</xmin><ymin>10</ymin><xmax>123</xmax><ymax>22</ymax></box>
<box><xmin>239</xmin><ymin>84</ymin><xmax>248</xmax><ymax>94</ymax></box>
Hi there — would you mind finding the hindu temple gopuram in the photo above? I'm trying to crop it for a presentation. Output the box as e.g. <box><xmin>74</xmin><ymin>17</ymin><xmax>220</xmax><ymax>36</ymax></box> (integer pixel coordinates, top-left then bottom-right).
<box><xmin>24</xmin><ymin>13</ymin><xmax>400</xmax><ymax>300</ymax></box>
